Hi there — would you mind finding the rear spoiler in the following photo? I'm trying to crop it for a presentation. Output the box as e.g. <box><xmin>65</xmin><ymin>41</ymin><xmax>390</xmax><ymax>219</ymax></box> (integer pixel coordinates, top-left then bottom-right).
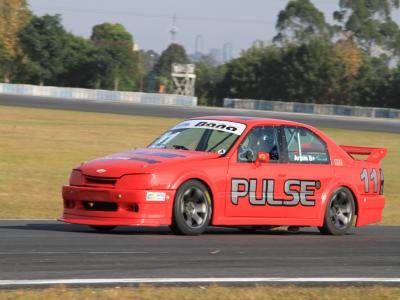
<box><xmin>340</xmin><ymin>145</ymin><xmax>387</xmax><ymax>163</ymax></box>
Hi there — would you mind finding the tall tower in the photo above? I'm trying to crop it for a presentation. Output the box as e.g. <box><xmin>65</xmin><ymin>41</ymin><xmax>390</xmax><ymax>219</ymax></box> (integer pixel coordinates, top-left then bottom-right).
<box><xmin>195</xmin><ymin>34</ymin><xmax>204</xmax><ymax>55</ymax></box>
<box><xmin>169</xmin><ymin>13</ymin><xmax>178</xmax><ymax>43</ymax></box>
<box><xmin>223</xmin><ymin>42</ymin><xmax>233</xmax><ymax>63</ymax></box>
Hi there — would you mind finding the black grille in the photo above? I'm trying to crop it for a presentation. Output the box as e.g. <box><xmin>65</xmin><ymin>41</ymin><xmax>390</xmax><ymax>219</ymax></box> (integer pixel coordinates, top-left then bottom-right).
<box><xmin>85</xmin><ymin>176</ymin><xmax>117</xmax><ymax>186</ymax></box>
<box><xmin>82</xmin><ymin>201</ymin><xmax>118</xmax><ymax>211</ymax></box>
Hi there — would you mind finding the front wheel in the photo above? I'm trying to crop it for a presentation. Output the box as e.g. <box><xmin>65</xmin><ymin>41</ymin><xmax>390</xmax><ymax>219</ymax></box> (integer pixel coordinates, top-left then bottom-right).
<box><xmin>170</xmin><ymin>180</ymin><xmax>212</xmax><ymax>235</ymax></box>
<box><xmin>318</xmin><ymin>187</ymin><xmax>355</xmax><ymax>235</ymax></box>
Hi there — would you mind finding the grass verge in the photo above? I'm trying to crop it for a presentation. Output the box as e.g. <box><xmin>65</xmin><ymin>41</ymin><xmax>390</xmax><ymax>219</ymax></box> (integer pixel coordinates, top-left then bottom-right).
<box><xmin>1</xmin><ymin>285</ymin><xmax>400</xmax><ymax>300</ymax></box>
<box><xmin>0</xmin><ymin>105</ymin><xmax>399</xmax><ymax>223</ymax></box>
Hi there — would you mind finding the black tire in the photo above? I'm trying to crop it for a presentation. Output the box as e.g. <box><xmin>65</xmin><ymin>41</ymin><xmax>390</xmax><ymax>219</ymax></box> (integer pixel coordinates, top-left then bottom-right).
<box><xmin>318</xmin><ymin>187</ymin><xmax>355</xmax><ymax>235</ymax></box>
<box><xmin>89</xmin><ymin>225</ymin><xmax>116</xmax><ymax>232</ymax></box>
<box><xmin>170</xmin><ymin>180</ymin><xmax>212</xmax><ymax>235</ymax></box>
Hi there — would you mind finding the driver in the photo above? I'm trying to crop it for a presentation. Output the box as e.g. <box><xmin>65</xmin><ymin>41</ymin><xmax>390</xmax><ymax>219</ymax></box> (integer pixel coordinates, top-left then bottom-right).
<box><xmin>239</xmin><ymin>127</ymin><xmax>279</xmax><ymax>162</ymax></box>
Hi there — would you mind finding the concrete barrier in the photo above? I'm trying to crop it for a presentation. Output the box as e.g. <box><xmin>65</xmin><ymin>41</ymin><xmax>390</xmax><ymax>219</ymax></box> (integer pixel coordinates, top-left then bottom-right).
<box><xmin>224</xmin><ymin>98</ymin><xmax>400</xmax><ymax>119</ymax></box>
<box><xmin>0</xmin><ymin>83</ymin><xmax>198</xmax><ymax>107</ymax></box>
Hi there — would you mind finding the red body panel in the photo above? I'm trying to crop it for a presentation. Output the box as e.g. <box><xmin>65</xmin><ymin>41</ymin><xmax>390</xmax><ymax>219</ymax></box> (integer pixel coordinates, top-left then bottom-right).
<box><xmin>60</xmin><ymin>116</ymin><xmax>386</xmax><ymax>229</ymax></box>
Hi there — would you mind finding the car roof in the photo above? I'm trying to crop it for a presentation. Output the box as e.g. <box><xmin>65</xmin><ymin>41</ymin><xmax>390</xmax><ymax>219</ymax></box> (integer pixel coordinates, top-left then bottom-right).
<box><xmin>191</xmin><ymin>116</ymin><xmax>311</xmax><ymax>128</ymax></box>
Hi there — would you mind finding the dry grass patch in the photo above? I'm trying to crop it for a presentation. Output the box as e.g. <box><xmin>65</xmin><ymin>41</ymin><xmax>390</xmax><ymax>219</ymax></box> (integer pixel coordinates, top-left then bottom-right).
<box><xmin>0</xmin><ymin>285</ymin><xmax>400</xmax><ymax>300</ymax></box>
<box><xmin>0</xmin><ymin>105</ymin><xmax>178</xmax><ymax>218</ymax></box>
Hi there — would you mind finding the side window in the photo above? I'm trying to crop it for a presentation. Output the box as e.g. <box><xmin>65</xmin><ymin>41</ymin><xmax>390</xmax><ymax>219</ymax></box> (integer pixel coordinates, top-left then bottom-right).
<box><xmin>283</xmin><ymin>126</ymin><xmax>329</xmax><ymax>164</ymax></box>
<box><xmin>238</xmin><ymin>126</ymin><xmax>280</xmax><ymax>162</ymax></box>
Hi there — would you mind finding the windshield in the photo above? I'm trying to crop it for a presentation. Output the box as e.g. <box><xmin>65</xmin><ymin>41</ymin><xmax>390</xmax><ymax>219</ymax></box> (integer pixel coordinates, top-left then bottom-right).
<box><xmin>148</xmin><ymin>119</ymin><xmax>246</xmax><ymax>155</ymax></box>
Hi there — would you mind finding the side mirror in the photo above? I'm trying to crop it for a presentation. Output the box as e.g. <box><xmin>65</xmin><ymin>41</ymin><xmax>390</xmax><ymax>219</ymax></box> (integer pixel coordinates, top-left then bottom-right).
<box><xmin>256</xmin><ymin>152</ymin><xmax>270</xmax><ymax>166</ymax></box>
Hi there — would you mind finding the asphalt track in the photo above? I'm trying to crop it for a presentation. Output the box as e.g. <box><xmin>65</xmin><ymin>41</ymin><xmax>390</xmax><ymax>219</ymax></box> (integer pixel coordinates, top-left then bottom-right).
<box><xmin>1</xmin><ymin>94</ymin><xmax>399</xmax><ymax>286</ymax></box>
<box><xmin>0</xmin><ymin>93</ymin><xmax>399</xmax><ymax>133</ymax></box>
<box><xmin>0</xmin><ymin>220</ymin><xmax>399</xmax><ymax>286</ymax></box>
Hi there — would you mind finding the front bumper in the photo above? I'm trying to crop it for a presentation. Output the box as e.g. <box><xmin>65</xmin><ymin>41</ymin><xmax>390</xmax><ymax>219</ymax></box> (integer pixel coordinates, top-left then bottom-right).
<box><xmin>60</xmin><ymin>185</ymin><xmax>175</xmax><ymax>226</ymax></box>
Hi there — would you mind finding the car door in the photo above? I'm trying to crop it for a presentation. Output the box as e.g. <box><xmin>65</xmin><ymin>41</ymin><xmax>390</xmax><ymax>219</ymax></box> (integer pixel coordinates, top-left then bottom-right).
<box><xmin>225</xmin><ymin>125</ymin><xmax>288</xmax><ymax>219</ymax></box>
<box><xmin>280</xmin><ymin>126</ymin><xmax>333</xmax><ymax>220</ymax></box>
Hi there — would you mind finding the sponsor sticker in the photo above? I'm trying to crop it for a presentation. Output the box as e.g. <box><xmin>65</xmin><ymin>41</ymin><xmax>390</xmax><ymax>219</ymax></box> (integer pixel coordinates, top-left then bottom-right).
<box><xmin>231</xmin><ymin>178</ymin><xmax>320</xmax><ymax>207</ymax></box>
<box><xmin>217</xmin><ymin>149</ymin><xmax>226</xmax><ymax>155</ymax></box>
<box><xmin>334</xmin><ymin>158</ymin><xmax>343</xmax><ymax>166</ymax></box>
<box><xmin>146</xmin><ymin>192</ymin><xmax>166</xmax><ymax>202</ymax></box>
<box><xmin>172</xmin><ymin>120</ymin><xmax>246</xmax><ymax>135</ymax></box>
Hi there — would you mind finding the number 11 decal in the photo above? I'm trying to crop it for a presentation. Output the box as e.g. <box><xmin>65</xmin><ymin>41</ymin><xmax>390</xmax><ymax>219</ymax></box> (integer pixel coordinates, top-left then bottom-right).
<box><xmin>360</xmin><ymin>168</ymin><xmax>378</xmax><ymax>193</ymax></box>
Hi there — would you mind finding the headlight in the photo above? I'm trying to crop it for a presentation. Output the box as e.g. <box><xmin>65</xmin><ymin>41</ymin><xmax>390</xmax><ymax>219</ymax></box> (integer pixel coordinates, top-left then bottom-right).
<box><xmin>69</xmin><ymin>170</ymin><xmax>84</xmax><ymax>186</ymax></box>
<box><xmin>117</xmin><ymin>174</ymin><xmax>152</xmax><ymax>190</ymax></box>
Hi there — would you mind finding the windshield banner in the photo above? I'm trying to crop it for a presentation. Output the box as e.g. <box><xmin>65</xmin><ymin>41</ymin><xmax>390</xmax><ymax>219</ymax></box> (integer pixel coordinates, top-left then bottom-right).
<box><xmin>173</xmin><ymin>120</ymin><xmax>246</xmax><ymax>135</ymax></box>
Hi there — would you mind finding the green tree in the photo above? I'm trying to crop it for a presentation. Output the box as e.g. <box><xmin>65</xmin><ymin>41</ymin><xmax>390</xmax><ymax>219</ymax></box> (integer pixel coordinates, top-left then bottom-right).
<box><xmin>0</xmin><ymin>0</ymin><xmax>31</xmax><ymax>82</ymax></box>
<box><xmin>19</xmin><ymin>14</ymin><xmax>69</xmax><ymax>85</ymax></box>
<box><xmin>387</xmin><ymin>66</ymin><xmax>400</xmax><ymax>108</ymax></box>
<box><xmin>80</xmin><ymin>44</ymin><xmax>138</xmax><ymax>91</ymax></box>
<box><xmin>139</xmin><ymin>50</ymin><xmax>159</xmax><ymax>75</ymax></box>
<box><xmin>91</xmin><ymin>22</ymin><xmax>133</xmax><ymax>48</ymax></box>
<box><xmin>56</xmin><ymin>34</ymin><xmax>93</xmax><ymax>87</ymax></box>
<box><xmin>194</xmin><ymin>54</ymin><xmax>225</xmax><ymax>105</ymax></box>
<box><xmin>275</xmin><ymin>39</ymin><xmax>347</xmax><ymax>104</ymax></box>
<box><xmin>334</xmin><ymin>0</ymin><xmax>400</xmax><ymax>55</ymax></box>
<box><xmin>273</xmin><ymin>0</ymin><xmax>332</xmax><ymax>44</ymax></box>
<box><xmin>138</xmin><ymin>50</ymin><xmax>159</xmax><ymax>92</ymax></box>
<box><xmin>219</xmin><ymin>45</ymin><xmax>281</xmax><ymax>101</ymax></box>
<box><xmin>153</xmin><ymin>43</ymin><xmax>188</xmax><ymax>92</ymax></box>
<box><xmin>220</xmin><ymin>39</ymin><xmax>354</xmax><ymax>105</ymax></box>
<box><xmin>89</xmin><ymin>23</ymin><xmax>139</xmax><ymax>91</ymax></box>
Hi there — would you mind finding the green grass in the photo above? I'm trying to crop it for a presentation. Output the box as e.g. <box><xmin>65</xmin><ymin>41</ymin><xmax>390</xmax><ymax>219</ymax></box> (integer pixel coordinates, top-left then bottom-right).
<box><xmin>0</xmin><ymin>105</ymin><xmax>399</xmax><ymax>223</ymax></box>
<box><xmin>1</xmin><ymin>285</ymin><xmax>400</xmax><ymax>300</ymax></box>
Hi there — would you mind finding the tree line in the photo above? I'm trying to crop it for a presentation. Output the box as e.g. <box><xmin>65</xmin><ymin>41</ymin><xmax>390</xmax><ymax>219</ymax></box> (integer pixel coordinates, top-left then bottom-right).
<box><xmin>219</xmin><ymin>0</ymin><xmax>400</xmax><ymax>108</ymax></box>
<box><xmin>0</xmin><ymin>0</ymin><xmax>399</xmax><ymax>108</ymax></box>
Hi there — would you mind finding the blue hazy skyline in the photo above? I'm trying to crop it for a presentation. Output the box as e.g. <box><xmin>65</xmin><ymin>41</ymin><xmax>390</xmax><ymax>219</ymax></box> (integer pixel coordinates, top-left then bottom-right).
<box><xmin>29</xmin><ymin>0</ymin><xmax>400</xmax><ymax>57</ymax></box>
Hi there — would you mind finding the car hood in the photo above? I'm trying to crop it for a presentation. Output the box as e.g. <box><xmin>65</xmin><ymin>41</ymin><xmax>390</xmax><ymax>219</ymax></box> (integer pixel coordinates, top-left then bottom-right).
<box><xmin>77</xmin><ymin>148</ymin><xmax>220</xmax><ymax>177</ymax></box>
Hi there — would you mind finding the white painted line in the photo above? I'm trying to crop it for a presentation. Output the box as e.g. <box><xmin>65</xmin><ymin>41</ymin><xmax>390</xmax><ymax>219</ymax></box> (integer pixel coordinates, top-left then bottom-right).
<box><xmin>0</xmin><ymin>278</ymin><xmax>400</xmax><ymax>286</ymax></box>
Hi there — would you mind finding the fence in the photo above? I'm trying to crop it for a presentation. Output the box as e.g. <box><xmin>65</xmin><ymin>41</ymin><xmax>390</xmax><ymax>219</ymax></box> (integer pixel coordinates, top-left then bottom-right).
<box><xmin>2</xmin><ymin>83</ymin><xmax>399</xmax><ymax>119</ymax></box>
<box><xmin>224</xmin><ymin>98</ymin><xmax>400</xmax><ymax>119</ymax></box>
<box><xmin>0</xmin><ymin>83</ymin><xmax>198</xmax><ymax>107</ymax></box>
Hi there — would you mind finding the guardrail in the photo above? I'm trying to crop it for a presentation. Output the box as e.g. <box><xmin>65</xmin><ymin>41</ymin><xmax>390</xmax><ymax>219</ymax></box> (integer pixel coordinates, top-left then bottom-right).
<box><xmin>0</xmin><ymin>83</ymin><xmax>198</xmax><ymax>107</ymax></box>
<box><xmin>224</xmin><ymin>98</ymin><xmax>400</xmax><ymax>119</ymax></box>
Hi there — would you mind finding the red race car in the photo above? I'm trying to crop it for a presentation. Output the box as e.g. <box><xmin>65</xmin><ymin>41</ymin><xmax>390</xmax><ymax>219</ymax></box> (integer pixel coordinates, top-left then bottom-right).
<box><xmin>60</xmin><ymin>116</ymin><xmax>387</xmax><ymax>235</ymax></box>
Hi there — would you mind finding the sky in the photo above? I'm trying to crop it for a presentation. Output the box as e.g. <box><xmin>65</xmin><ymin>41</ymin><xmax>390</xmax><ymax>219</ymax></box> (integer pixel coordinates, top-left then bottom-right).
<box><xmin>28</xmin><ymin>0</ymin><xmax>400</xmax><ymax>58</ymax></box>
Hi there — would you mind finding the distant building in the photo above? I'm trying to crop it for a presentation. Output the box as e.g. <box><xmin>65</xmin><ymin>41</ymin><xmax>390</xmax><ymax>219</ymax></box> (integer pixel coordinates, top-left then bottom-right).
<box><xmin>208</xmin><ymin>48</ymin><xmax>223</xmax><ymax>64</ymax></box>
<box><xmin>188</xmin><ymin>52</ymin><xmax>203</xmax><ymax>63</ymax></box>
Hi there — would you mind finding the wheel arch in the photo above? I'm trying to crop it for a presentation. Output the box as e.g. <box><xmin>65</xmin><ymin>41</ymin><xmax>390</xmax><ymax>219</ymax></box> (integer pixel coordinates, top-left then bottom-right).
<box><xmin>170</xmin><ymin>177</ymin><xmax>215</xmax><ymax>235</ymax></box>
<box><xmin>340</xmin><ymin>185</ymin><xmax>359</xmax><ymax>217</ymax></box>
<box><xmin>173</xmin><ymin>177</ymin><xmax>217</xmax><ymax>223</ymax></box>
<box><xmin>319</xmin><ymin>184</ymin><xmax>358</xmax><ymax>235</ymax></box>
<box><xmin>322</xmin><ymin>182</ymin><xmax>360</xmax><ymax>220</ymax></box>
<box><xmin>176</xmin><ymin>177</ymin><xmax>214</xmax><ymax>204</ymax></box>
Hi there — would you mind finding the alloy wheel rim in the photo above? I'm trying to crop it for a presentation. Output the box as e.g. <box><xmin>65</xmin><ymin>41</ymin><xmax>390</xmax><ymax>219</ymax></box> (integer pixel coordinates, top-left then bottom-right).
<box><xmin>329</xmin><ymin>191</ymin><xmax>352</xmax><ymax>230</ymax></box>
<box><xmin>180</xmin><ymin>187</ymin><xmax>208</xmax><ymax>228</ymax></box>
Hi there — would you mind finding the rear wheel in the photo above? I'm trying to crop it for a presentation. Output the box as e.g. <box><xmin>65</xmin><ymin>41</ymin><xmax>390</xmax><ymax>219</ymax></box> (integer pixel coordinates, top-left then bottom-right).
<box><xmin>318</xmin><ymin>187</ymin><xmax>355</xmax><ymax>235</ymax></box>
<box><xmin>89</xmin><ymin>225</ymin><xmax>116</xmax><ymax>232</ymax></box>
<box><xmin>170</xmin><ymin>180</ymin><xmax>212</xmax><ymax>235</ymax></box>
